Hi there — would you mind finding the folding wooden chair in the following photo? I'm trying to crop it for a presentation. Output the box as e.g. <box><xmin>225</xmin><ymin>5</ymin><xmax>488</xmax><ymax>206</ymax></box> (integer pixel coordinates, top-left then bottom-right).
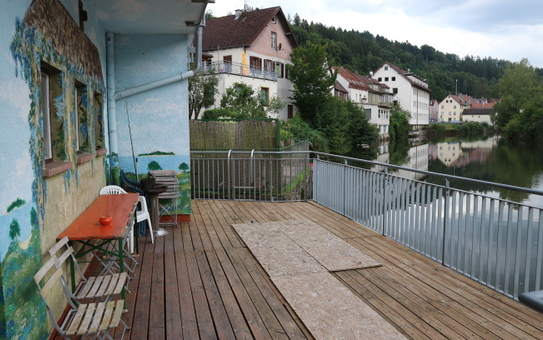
<box><xmin>49</xmin><ymin>236</ymin><xmax>128</xmax><ymax>302</ymax></box>
<box><xmin>34</xmin><ymin>256</ymin><xmax>129</xmax><ymax>340</ymax></box>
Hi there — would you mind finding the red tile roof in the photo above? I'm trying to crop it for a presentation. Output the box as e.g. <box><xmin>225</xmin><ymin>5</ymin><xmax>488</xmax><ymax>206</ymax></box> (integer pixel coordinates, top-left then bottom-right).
<box><xmin>335</xmin><ymin>67</ymin><xmax>370</xmax><ymax>91</ymax></box>
<box><xmin>202</xmin><ymin>7</ymin><xmax>297</xmax><ymax>51</ymax></box>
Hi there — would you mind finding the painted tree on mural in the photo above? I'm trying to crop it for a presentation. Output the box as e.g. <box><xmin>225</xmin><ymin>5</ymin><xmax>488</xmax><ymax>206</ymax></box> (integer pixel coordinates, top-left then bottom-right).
<box><xmin>9</xmin><ymin>220</ymin><xmax>20</xmax><ymax>241</ymax></box>
<box><xmin>178</xmin><ymin>162</ymin><xmax>189</xmax><ymax>172</ymax></box>
<box><xmin>148</xmin><ymin>161</ymin><xmax>162</xmax><ymax>171</ymax></box>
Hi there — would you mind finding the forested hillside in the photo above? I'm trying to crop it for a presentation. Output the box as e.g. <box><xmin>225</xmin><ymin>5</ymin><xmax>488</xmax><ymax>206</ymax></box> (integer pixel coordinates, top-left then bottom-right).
<box><xmin>289</xmin><ymin>14</ymin><xmax>543</xmax><ymax>102</ymax></box>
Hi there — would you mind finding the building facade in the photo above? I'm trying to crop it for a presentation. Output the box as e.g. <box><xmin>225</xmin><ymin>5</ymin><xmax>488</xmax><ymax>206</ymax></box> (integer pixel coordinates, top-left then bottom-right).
<box><xmin>373</xmin><ymin>62</ymin><xmax>431</xmax><ymax>129</ymax></box>
<box><xmin>0</xmin><ymin>0</ymin><xmax>207</xmax><ymax>338</ymax></box>
<box><xmin>201</xmin><ymin>7</ymin><xmax>298</xmax><ymax>120</ymax></box>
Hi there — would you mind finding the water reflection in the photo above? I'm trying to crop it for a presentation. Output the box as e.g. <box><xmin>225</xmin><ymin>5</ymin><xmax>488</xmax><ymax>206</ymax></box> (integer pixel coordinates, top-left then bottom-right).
<box><xmin>375</xmin><ymin>137</ymin><xmax>543</xmax><ymax>206</ymax></box>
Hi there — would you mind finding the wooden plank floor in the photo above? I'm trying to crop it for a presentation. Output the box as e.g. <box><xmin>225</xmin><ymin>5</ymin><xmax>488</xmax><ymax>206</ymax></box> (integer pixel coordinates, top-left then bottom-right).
<box><xmin>108</xmin><ymin>200</ymin><xmax>543</xmax><ymax>339</ymax></box>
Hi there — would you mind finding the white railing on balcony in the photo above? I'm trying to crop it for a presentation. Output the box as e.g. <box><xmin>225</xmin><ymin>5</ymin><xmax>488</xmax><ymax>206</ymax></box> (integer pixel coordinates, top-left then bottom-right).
<box><xmin>202</xmin><ymin>61</ymin><xmax>278</xmax><ymax>81</ymax></box>
<box><xmin>190</xmin><ymin>150</ymin><xmax>543</xmax><ymax>300</ymax></box>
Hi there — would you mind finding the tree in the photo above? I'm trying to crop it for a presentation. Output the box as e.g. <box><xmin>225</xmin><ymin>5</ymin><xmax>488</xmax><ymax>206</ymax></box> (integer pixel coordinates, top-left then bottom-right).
<box><xmin>287</xmin><ymin>42</ymin><xmax>337</xmax><ymax>125</ymax></box>
<box><xmin>148</xmin><ymin>161</ymin><xmax>162</xmax><ymax>171</ymax></box>
<box><xmin>212</xmin><ymin>82</ymin><xmax>284</xmax><ymax>119</ymax></box>
<box><xmin>494</xmin><ymin>59</ymin><xmax>543</xmax><ymax>129</ymax></box>
<box><xmin>179</xmin><ymin>162</ymin><xmax>189</xmax><ymax>173</ymax></box>
<box><xmin>189</xmin><ymin>71</ymin><xmax>219</xmax><ymax>119</ymax></box>
<box><xmin>388</xmin><ymin>104</ymin><xmax>411</xmax><ymax>142</ymax></box>
<box><xmin>9</xmin><ymin>219</ymin><xmax>20</xmax><ymax>241</ymax></box>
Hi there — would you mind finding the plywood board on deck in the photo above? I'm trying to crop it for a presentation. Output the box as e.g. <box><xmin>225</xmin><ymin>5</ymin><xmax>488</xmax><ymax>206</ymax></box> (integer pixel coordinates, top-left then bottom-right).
<box><xmin>233</xmin><ymin>220</ymin><xmax>381</xmax><ymax>272</ymax></box>
<box><xmin>233</xmin><ymin>219</ymin><xmax>404</xmax><ymax>340</ymax></box>
<box><xmin>273</xmin><ymin>272</ymin><xmax>405</xmax><ymax>340</ymax></box>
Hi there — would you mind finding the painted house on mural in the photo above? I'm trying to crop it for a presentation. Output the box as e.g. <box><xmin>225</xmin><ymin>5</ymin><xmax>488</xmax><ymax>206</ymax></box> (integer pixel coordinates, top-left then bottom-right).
<box><xmin>334</xmin><ymin>67</ymin><xmax>393</xmax><ymax>140</ymax></box>
<box><xmin>201</xmin><ymin>7</ymin><xmax>298</xmax><ymax>120</ymax></box>
<box><xmin>0</xmin><ymin>0</ymin><xmax>208</xmax><ymax>338</ymax></box>
<box><xmin>373</xmin><ymin>61</ymin><xmax>431</xmax><ymax>131</ymax></box>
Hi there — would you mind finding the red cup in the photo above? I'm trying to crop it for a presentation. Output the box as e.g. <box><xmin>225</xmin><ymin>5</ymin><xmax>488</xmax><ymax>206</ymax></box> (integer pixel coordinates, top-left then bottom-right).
<box><xmin>99</xmin><ymin>216</ymin><xmax>112</xmax><ymax>226</ymax></box>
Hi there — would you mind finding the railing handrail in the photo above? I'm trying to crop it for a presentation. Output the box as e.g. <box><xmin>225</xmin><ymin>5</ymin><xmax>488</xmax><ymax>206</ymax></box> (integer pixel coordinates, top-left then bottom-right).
<box><xmin>190</xmin><ymin>149</ymin><xmax>543</xmax><ymax>199</ymax></box>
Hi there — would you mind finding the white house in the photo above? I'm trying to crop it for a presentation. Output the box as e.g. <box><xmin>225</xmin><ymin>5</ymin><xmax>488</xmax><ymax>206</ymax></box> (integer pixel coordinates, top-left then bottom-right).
<box><xmin>334</xmin><ymin>67</ymin><xmax>393</xmax><ymax>139</ymax></box>
<box><xmin>438</xmin><ymin>94</ymin><xmax>467</xmax><ymax>122</ymax></box>
<box><xmin>201</xmin><ymin>7</ymin><xmax>298</xmax><ymax>120</ymax></box>
<box><xmin>373</xmin><ymin>62</ymin><xmax>431</xmax><ymax>129</ymax></box>
<box><xmin>462</xmin><ymin>108</ymin><xmax>494</xmax><ymax>124</ymax></box>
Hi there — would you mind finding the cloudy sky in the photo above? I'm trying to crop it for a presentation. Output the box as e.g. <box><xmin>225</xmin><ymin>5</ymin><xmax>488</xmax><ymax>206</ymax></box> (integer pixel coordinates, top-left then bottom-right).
<box><xmin>208</xmin><ymin>0</ymin><xmax>543</xmax><ymax>68</ymax></box>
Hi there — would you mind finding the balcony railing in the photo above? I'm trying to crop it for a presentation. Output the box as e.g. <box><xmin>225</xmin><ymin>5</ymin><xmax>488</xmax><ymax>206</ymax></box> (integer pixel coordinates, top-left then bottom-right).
<box><xmin>190</xmin><ymin>150</ymin><xmax>543</xmax><ymax>300</ymax></box>
<box><xmin>202</xmin><ymin>61</ymin><xmax>278</xmax><ymax>81</ymax></box>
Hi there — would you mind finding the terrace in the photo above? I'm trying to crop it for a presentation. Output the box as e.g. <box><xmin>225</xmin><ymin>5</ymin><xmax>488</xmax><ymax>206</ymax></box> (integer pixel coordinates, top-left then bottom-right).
<box><xmin>83</xmin><ymin>151</ymin><xmax>543</xmax><ymax>339</ymax></box>
<box><xmin>100</xmin><ymin>199</ymin><xmax>543</xmax><ymax>339</ymax></box>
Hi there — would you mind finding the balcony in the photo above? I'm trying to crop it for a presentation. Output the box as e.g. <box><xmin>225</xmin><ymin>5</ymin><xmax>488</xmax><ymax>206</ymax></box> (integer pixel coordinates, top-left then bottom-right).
<box><xmin>79</xmin><ymin>151</ymin><xmax>543</xmax><ymax>339</ymax></box>
<box><xmin>202</xmin><ymin>61</ymin><xmax>278</xmax><ymax>82</ymax></box>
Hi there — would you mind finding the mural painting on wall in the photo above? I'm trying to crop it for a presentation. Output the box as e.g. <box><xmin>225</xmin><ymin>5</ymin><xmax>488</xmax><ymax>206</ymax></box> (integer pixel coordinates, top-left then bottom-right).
<box><xmin>121</xmin><ymin>152</ymin><xmax>191</xmax><ymax>215</ymax></box>
<box><xmin>1</xmin><ymin>0</ymin><xmax>105</xmax><ymax>338</ymax></box>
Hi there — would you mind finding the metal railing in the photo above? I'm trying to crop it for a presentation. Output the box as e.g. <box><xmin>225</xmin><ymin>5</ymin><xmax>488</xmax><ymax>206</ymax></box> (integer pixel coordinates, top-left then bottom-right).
<box><xmin>190</xmin><ymin>150</ymin><xmax>543</xmax><ymax>300</ymax></box>
<box><xmin>202</xmin><ymin>61</ymin><xmax>278</xmax><ymax>81</ymax></box>
<box><xmin>191</xmin><ymin>150</ymin><xmax>311</xmax><ymax>202</ymax></box>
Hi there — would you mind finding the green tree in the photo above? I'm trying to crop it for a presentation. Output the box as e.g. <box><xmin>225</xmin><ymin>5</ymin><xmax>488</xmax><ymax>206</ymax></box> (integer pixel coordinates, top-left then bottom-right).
<box><xmin>493</xmin><ymin>59</ymin><xmax>543</xmax><ymax>128</ymax></box>
<box><xmin>287</xmin><ymin>42</ymin><xmax>337</xmax><ymax>125</ymax></box>
<box><xmin>388</xmin><ymin>104</ymin><xmax>411</xmax><ymax>142</ymax></box>
<box><xmin>148</xmin><ymin>161</ymin><xmax>162</xmax><ymax>171</ymax></box>
<box><xmin>189</xmin><ymin>70</ymin><xmax>219</xmax><ymax>119</ymax></box>
<box><xmin>9</xmin><ymin>219</ymin><xmax>20</xmax><ymax>241</ymax></box>
<box><xmin>179</xmin><ymin>162</ymin><xmax>189</xmax><ymax>173</ymax></box>
<box><xmin>216</xmin><ymin>82</ymin><xmax>284</xmax><ymax>118</ymax></box>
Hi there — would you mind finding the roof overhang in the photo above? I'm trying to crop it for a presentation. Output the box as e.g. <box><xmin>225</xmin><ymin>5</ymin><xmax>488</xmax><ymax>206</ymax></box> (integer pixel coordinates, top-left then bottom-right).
<box><xmin>86</xmin><ymin>0</ymin><xmax>210</xmax><ymax>34</ymax></box>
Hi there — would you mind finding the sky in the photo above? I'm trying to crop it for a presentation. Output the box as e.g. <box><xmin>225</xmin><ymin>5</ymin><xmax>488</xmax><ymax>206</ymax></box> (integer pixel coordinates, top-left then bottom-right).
<box><xmin>207</xmin><ymin>0</ymin><xmax>543</xmax><ymax>68</ymax></box>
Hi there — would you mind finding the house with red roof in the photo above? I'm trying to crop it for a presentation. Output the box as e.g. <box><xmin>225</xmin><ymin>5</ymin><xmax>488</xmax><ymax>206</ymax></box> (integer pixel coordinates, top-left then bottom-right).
<box><xmin>439</xmin><ymin>93</ymin><xmax>495</xmax><ymax>123</ymax></box>
<box><xmin>201</xmin><ymin>7</ymin><xmax>298</xmax><ymax>120</ymax></box>
<box><xmin>334</xmin><ymin>67</ymin><xmax>393</xmax><ymax>139</ymax></box>
<box><xmin>373</xmin><ymin>62</ymin><xmax>431</xmax><ymax>130</ymax></box>
<box><xmin>438</xmin><ymin>94</ymin><xmax>469</xmax><ymax>122</ymax></box>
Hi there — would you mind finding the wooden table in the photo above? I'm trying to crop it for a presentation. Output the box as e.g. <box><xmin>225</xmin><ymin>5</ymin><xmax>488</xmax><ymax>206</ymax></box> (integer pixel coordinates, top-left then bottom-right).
<box><xmin>58</xmin><ymin>193</ymin><xmax>139</xmax><ymax>300</ymax></box>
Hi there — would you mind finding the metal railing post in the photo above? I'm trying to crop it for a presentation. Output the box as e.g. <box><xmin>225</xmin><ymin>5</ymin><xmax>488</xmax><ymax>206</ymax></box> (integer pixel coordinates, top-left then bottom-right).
<box><xmin>442</xmin><ymin>179</ymin><xmax>450</xmax><ymax>265</ymax></box>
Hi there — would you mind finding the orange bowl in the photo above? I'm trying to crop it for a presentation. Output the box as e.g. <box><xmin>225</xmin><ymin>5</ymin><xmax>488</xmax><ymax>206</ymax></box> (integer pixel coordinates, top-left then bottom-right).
<box><xmin>99</xmin><ymin>216</ymin><xmax>112</xmax><ymax>226</ymax></box>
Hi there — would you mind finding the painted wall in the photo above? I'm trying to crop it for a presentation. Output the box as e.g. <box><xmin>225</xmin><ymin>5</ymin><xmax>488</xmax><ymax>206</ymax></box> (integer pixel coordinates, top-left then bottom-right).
<box><xmin>1</xmin><ymin>0</ymin><xmax>108</xmax><ymax>338</ymax></box>
<box><xmin>0</xmin><ymin>0</ymin><xmax>198</xmax><ymax>338</ymax></box>
<box><xmin>114</xmin><ymin>33</ymin><xmax>192</xmax><ymax>214</ymax></box>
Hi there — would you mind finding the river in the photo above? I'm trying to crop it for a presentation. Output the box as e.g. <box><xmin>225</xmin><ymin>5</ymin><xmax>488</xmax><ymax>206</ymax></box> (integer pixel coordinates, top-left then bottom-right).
<box><xmin>378</xmin><ymin>136</ymin><xmax>543</xmax><ymax>208</ymax></box>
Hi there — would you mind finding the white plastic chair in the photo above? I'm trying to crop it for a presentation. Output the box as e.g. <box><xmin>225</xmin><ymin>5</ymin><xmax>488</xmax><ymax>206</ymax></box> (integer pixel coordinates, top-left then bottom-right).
<box><xmin>99</xmin><ymin>185</ymin><xmax>154</xmax><ymax>248</ymax></box>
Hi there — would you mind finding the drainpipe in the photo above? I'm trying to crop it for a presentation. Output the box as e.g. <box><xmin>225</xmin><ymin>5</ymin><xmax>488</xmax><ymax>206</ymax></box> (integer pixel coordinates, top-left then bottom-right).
<box><xmin>115</xmin><ymin>22</ymin><xmax>204</xmax><ymax>100</ymax></box>
<box><xmin>106</xmin><ymin>31</ymin><xmax>119</xmax><ymax>170</ymax></box>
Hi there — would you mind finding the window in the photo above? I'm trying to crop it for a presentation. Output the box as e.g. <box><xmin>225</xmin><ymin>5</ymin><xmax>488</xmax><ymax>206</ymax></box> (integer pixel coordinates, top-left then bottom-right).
<box><xmin>41</xmin><ymin>72</ymin><xmax>53</xmax><ymax>161</ymax></box>
<box><xmin>223</xmin><ymin>55</ymin><xmax>232</xmax><ymax>72</ymax></box>
<box><xmin>276</xmin><ymin>62</ymin><xmax>284</xmax><ymax>78</ymax></box>
<box><xmin>260</xmin><ymin>87</ymin><xmax>269</xmax><ymax>105</ymax></box>
<box><xmin>75</xmin><ymin>80</ymin><xmax>89</xmax><ymax>154</ymax></box>
<box><xmin>271</xmin><ymin>15</ymin><xmax>276</xmax><ymax>24</ymax></box>
<box><xmin>41</xmin><ymin>63</ymin><xmax>64</xmax><ymax>163</ymax></box>
<box><xmin>94</xmin><ymin>92</ymin><xmax>104</xmax><ymax>152</ymax></box>
<box><xmin>393</xmin><ymin>88</ymin><xmax>398</xmax><ymax>94</ymax></box>
<box><xmin>384</xmin><ymin>66</ymin><xmax>388</xmax><ymax>70</ymax></box>
<box><xmin>391</xmin><ymin>76</ymin><xmax>396</xmax><ymax>81</ymax></box>
<box><xmin>378</xmin><ymin>77</ymin><xmax>382</xmax><ymax>81</ymax></box>
<box><xmin>271</xmin><ymin>32</ymin><xmax>277</xmax><ymax>50</ymax></box>
<box><xmin>385</xmin><ymin>77</ymin><xmax>389</xmax><ymax>81</ymax></box>
<box><xmin>288</xmin><ymin>105</ymin><xmax>294</xmax><ymax>119</ymax></box>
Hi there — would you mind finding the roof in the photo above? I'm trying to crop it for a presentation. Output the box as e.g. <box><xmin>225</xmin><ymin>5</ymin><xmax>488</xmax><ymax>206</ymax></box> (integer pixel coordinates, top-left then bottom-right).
<box><xmin>334</xmin><ymin>80</ymin><xmax>349</xmax><ymax>94</ymax></box>
<box><xmin>202</xmin><ymin>7</ymin><xmax>298</xmax><ymax>51</ymax></box>
<box><xmin>335</xmin><ymin>67</ymin><xmax>370</xmax><ymax>91</ymax></box>
<box><xmin>376</xmin><ymin>61</ymin><xmax>431</xmax><ymax>92</ymax></box>
<box><xmin>448</xmin><ymin>95</ymin><xmax>468</xmax><ymax>106</ymax></box>
<box><xmin>462</xmin><ymin>108</ymin><xmax>494</xmax><ymax>115</ymax></box>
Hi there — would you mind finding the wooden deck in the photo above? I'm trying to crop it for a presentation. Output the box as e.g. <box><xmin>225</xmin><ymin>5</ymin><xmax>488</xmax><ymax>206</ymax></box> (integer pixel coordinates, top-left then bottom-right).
<box><xmin>109</xmin><ymin>199</ymin><xmax>543</xmax><ymax>339</ymax></box>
